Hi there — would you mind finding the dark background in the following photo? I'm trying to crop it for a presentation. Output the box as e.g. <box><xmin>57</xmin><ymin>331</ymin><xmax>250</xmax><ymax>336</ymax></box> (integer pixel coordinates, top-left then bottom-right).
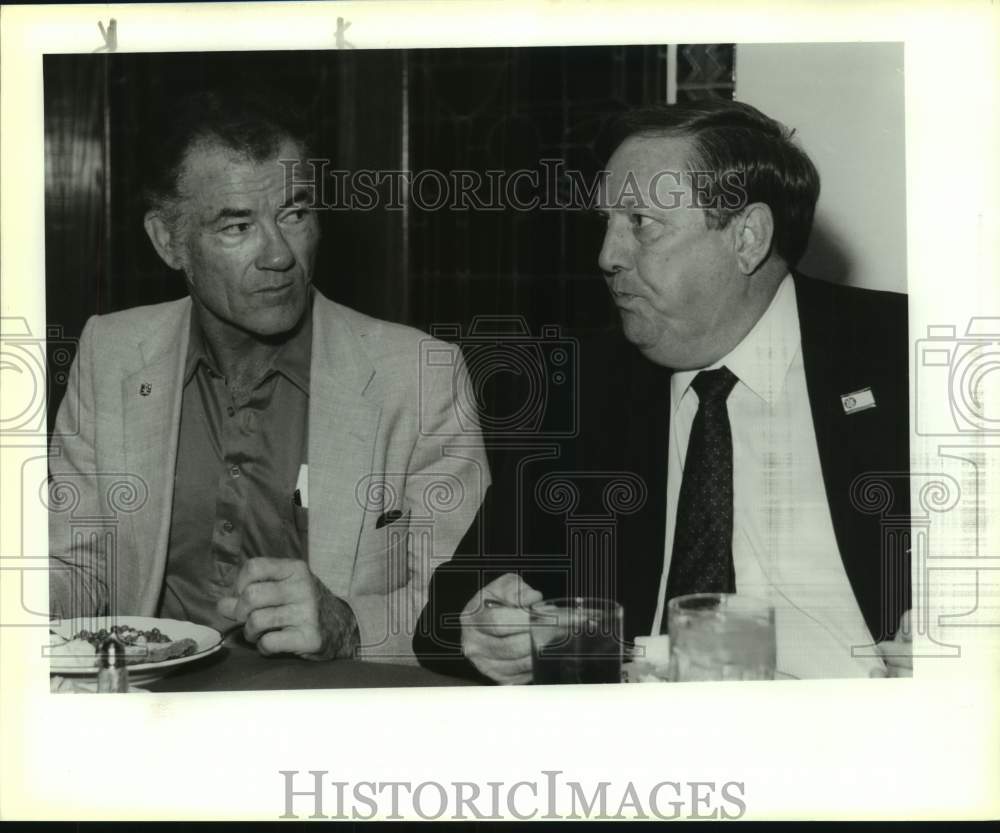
<box><xmin>44</xmin><ymin>47</ymin><xmax>737</xmax><ymax>435</ymax></box>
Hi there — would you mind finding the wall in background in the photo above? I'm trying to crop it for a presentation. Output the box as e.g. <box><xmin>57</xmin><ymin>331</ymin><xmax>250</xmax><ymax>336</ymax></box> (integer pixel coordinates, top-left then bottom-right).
<box><xmin>735</xmin><ymin>43</ymin><xmax>907</xmax><ymax>293</ymax></box>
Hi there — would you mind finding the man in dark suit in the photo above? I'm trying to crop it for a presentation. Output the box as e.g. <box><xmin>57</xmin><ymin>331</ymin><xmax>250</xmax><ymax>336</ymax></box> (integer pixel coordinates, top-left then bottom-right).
<box><xmin>414</xmin><ymin>100</ymin><xmax>911</xmax><ymax>682</ymax></box>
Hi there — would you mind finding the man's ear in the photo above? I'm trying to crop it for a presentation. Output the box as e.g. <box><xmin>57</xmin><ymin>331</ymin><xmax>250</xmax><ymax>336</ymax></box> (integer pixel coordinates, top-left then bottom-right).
<box><xmin>733</xmin><ymin>203</ymin><xmax>774</xmax><ymax>275</ymax></box>
<box><xmin>143</xmin><ymin>211</ymin><xmax>184</xmax><ymax>271</ymax></box>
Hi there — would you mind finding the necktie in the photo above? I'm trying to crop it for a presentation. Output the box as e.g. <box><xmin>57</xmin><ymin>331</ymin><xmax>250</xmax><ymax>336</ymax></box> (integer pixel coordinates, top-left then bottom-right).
<box><xmin>664</xmin><ymin>366</ymin><xmax>739</xmax><ymax>615</ymax></box>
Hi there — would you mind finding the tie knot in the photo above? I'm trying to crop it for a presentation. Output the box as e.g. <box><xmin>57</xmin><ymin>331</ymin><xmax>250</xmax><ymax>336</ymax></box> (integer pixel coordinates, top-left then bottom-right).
<box><xmin>691</xmin><ymin>366</ymin><xmax>738</xmax><ymax>404</ymax></box>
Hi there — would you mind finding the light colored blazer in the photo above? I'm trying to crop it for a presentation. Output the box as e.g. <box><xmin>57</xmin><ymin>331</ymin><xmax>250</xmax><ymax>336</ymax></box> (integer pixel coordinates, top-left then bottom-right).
<box><xmin>48</xmin><ymin>290</ymin><xmax>489</xmax><ymax>663</ymax></box>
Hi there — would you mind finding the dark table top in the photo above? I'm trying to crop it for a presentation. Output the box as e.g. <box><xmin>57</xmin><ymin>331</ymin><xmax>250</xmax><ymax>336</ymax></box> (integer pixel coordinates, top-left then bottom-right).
<box><xmin>145</xmin><ymin>637</ymin><xmax>477</xmax><ymax>692</ymax></box>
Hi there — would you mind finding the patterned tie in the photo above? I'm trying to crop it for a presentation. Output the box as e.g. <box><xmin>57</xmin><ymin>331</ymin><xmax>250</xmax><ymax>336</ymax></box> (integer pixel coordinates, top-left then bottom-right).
<box><xmin>664</xmin><ymin>366</ymin><xmax>739</xmax><ymax>613</ymax></box>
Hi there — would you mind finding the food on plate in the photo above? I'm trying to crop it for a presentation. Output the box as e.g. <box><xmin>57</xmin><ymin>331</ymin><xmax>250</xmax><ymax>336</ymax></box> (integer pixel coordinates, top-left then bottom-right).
<box><xmin>49</xmin><ymin>623</ymin><xmax>199</xmax><ymax>668</ymax></box>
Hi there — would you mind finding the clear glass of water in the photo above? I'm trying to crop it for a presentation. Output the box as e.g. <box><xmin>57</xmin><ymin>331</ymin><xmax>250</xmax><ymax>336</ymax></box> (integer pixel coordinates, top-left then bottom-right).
<box><xmin>667</xmin><ymin>593</ymin><xmax>776</xmax><ymax>681</ymax></box>
<box><xmin>530</xmin><ymin>597</ymin><xmax>624</xmax><ymax>685</ymax></box>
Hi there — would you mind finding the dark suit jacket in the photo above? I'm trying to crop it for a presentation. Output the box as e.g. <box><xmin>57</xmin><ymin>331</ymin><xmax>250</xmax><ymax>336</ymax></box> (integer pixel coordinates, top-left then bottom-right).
<box><xmin>414</xmin><ymin>275</ymin><xmax>911</xmax><ymax>680</ymax></box>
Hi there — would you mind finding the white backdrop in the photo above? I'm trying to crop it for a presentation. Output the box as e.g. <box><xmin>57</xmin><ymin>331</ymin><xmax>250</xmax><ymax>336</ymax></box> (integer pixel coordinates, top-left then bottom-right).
<box><xmin>736</xmin><ymin>43</ymin><xmax>907</xmax><ymax>293</ymax></box>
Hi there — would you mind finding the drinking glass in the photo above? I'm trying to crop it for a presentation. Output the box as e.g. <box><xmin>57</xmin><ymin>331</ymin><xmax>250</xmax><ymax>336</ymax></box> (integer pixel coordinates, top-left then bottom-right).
<box><xmin>529</xmin><ymin>597</ymin><xmax>624</xmax><ymax>684</ymax></box>
<box><xmin>667</xmin><ymin>593</ymin><xmax>776</xmax><ymax>681</ymax></box>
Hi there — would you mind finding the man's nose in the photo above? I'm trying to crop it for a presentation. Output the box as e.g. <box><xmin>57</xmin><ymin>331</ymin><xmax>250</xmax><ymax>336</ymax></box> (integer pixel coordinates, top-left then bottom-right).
<box><xmin>597</xmin><ymin>218</ymin><xmax>632</xmax><ymax>277</ymax></box>
<box><xmin>255</xmin><ymin>223</ymin><xmax>295</xmax><ymax>272</ymax></box>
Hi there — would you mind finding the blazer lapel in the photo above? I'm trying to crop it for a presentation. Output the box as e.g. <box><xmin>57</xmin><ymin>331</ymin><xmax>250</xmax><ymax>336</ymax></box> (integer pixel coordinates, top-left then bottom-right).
<box><xmin>121</xmin><ymin>300</ymin><xmax>190</xmax><ymax>615</ymax></box>
<box><xmin>794</xmin><ymin>274</ymin><xmax>909</xmax><ymax>641</ymax></box>
<box><xmin>307</xmin><ymin>295</ymin><xmax>381</xmax><ymax>598</ymax></box>
<box><xmin>796</xmin><ymin>274</ymin><xmax>863</xmax><ymax>589</ymax></box>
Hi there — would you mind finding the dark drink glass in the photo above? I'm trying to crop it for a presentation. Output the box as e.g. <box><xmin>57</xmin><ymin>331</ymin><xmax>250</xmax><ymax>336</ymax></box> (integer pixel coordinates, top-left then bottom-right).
<box><xmin>530</xmin><ymin>597</ymin><xmax>624</xmax><ymax>684</ymax></box>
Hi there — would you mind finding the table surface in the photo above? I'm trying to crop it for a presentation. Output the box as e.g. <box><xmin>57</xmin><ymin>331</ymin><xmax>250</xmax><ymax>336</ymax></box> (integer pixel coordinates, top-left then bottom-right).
<box><xmin>144</xmin><ymin>636</ymin><xmax>477</xmax><ymax>692</ymax></box>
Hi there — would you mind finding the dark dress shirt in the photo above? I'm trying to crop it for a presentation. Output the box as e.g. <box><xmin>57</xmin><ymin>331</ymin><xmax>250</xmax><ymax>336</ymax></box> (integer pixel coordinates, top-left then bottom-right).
<box><xmin>157</xmin><ymin>310</ymin><xmax>311</xmax><ymax>630</ymax></box>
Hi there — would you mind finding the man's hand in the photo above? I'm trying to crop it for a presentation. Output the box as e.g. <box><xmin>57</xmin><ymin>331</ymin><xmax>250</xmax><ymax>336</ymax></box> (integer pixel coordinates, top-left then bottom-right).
<box><xmin>872</xmin><ymin>609</ymin><xmax>913</xmax><ymax>678</ymax></box>
<box><xmin>459</xmin><ymin>573</ymin><xmax>543</xmax><ymax>685</ymax></box>
<box><xmin>217</xmin><ymin>557</ymin><xmax>359</xmax><ymax>661</ymax></box>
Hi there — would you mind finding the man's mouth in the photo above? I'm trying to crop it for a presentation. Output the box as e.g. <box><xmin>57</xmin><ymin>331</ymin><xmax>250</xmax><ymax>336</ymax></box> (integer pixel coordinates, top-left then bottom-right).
<box><xmin>610</xmin><ymin>288</ymin><xmax>640</xmax><ymax>303</ymax></box>
<box><xmin>254</xmin><ymin>282</ymin><xmax>295</xmax><ymax>294</ymax></box>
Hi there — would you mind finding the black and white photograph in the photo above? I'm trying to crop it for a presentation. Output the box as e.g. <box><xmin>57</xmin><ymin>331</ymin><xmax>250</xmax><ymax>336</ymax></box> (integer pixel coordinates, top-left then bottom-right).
<box><xmin>2</xmin><ymin>0</ymin><xmax>998</xmax><ymax>823</ymax></box>
<box><xmin>42</xmin><ymin>41</ymin><xmax>913</xmax><ymax>690</ymax></box>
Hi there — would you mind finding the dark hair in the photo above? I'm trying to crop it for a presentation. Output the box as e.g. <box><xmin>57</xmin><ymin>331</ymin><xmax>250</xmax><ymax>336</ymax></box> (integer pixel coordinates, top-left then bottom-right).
<box><xmin>142</xmin><ymin>89</ymin><xmax>313</xmax><ymax>215</ymax></box>
<box><xmin>608</xmin><ymin>100</ymin><xmax>820</xmax><ymax>267</ymax></box>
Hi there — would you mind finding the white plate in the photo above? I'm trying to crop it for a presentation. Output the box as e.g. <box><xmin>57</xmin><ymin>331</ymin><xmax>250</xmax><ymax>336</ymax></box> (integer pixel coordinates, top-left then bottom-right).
<box><xmin>49</xmin><ymin>616</ymin><xmax>222</xmax><ymax>680</ymax></box>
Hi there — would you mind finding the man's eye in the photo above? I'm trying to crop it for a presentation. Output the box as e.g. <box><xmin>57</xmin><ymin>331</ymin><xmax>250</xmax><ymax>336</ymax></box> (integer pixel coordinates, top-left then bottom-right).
<box><xmin>630</xmin><ymin>214</ymin><xmax>656</xmax><ymax>230</ymax></box>
<box><xmin>220</xmin><ymin>222</ymin><xmax>252</xmax><ymax>236</ymax></box>
<box><xmin>280</xmin><ymin>208</ymin><xmax>310</xmax><ymax>224</ymax></box>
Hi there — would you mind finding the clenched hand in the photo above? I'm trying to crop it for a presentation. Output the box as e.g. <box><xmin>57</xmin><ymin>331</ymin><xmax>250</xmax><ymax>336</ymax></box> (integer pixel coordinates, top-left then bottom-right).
<box><xmin>459</xmin><ymin>573</ymin><xmax>543</xmax><ymax>685</ymax></box>
<box><xmin>217</xmin><ymin>557</ymin><xmax>359</xmax><ymax>661</ymax></box>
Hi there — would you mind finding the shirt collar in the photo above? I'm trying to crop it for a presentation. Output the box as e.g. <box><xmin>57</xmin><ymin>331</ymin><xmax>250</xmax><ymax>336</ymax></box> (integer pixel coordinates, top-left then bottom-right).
<box><xmin>183</xmin><ymin>295</ymin><xmax>313</xmax><ymax>395</ymax></box>
<box><xmin>183</xmin><ymin>314</ymin><xmax>214</xmax><ymax>385</ymax></box>
<box><xmin>670</xmin><ymin>273</ymin><xmax>800</xmax><ymax>410</ymax></box>
<box><xmin>272</xmin><ymin>308</ymin><xmax>312</xmax><ymax>395</ymax></box>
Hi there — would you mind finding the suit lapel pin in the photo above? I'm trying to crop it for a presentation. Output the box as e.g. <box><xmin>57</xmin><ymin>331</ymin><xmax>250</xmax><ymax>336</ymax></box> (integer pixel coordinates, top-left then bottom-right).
<box><xmin>139</xmin><ymin>382</ymin><xmax>152</xmax><ymax>396</ymax></box>
<box><xmin>841</xmin><ymin>386</ymin><xmax>876</xmax><ymax>414</ymax></box>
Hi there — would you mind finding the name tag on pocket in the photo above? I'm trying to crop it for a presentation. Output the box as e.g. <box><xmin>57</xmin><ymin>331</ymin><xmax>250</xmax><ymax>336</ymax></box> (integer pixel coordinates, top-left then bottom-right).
<box><xmin>841</xmin><ymin>387</ymin><xmax>876</xmax><ymax>415</ymax></box>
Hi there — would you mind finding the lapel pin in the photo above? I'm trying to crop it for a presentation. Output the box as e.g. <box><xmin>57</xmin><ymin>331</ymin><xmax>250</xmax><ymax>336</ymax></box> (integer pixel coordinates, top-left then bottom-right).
<box><xmin>139</xmin><ymin>383</ymin><xmax>152</xmax><ymax>396</ymax></box>
<box><xmin>841</xmin><ymin>386</ymin><xmax>876</xmax><ymax>414</ymax></box>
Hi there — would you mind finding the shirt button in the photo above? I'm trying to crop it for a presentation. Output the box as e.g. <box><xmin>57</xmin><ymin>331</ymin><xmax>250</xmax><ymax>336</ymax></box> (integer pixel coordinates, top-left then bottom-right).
<box><xmin>229</xmin><ymin>465</ymin><xmax>241</xmax><ymax>478</ymax></box>
<box><xmin>222</xmin><ymin>520</ymin><xmax>234</xmax><ymax>533</ymax></box>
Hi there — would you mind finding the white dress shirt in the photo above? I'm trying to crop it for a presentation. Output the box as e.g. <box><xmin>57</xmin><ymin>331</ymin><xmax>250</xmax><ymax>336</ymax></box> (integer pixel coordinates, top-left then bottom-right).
<box><xmin>651</xmin><ymin>276</ymin><xmax>885</xmax><ymax>678</ymax></box>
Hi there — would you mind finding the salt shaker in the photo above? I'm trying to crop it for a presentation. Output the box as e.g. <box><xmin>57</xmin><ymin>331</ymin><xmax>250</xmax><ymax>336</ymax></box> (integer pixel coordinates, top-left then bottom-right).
<box><xmin>97</xmin><ymin>637</ymin><xmax>128</xmax><ymax>693</ymax></box>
